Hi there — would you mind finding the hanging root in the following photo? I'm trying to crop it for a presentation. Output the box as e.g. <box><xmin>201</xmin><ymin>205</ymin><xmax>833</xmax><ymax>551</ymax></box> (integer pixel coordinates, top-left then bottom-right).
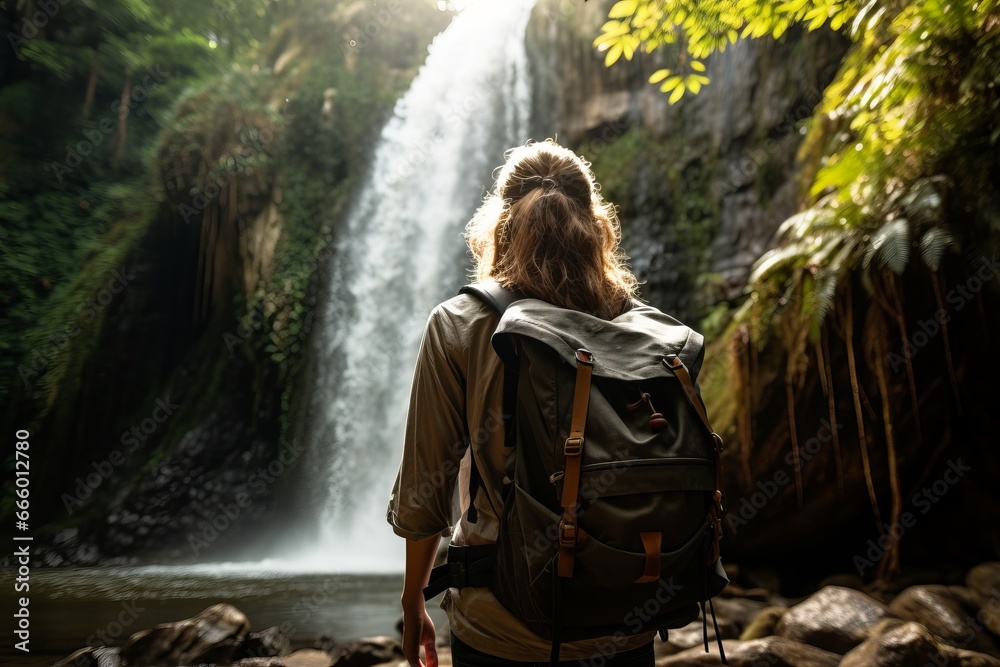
<box><xmin>845</xmin><ymin>282</ymin><xmax>883</xmax><ymax>533</ymax></box>
<box><xmin>933</xmin><ymin>270</ymin><xmax>962</xmax><ymax>415</ymax></box>
<box><xmin>821</xmin><ymin>326</ymin><xmax>845</xmax><ymax>494</ymax></box>
<box><xmin>890</xmin><ymin>272</ymin><xmax>922</xmax><ymax>439</ymax></box>
<box><xmin>872</xmin><ymin>310</ymin><xmax>902</xmax><ymax>579</ymax></box>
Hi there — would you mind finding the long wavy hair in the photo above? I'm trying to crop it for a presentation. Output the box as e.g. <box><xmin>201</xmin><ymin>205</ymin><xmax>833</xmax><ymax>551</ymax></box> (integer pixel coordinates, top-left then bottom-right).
<box><xmin>464</xmin><ymin>139</ymin><xmax>639</xmax><ymax>320</ymax></box>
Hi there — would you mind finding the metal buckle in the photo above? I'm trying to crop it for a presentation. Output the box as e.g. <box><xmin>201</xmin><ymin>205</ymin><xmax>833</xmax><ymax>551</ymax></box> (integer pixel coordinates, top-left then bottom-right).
<box><xmin>662</xmin><ymin>354</ymin><xmax>681</xmax><ymax>369</ymax></box>
<box><xmin>559</xmin><ymin>520</ymin><xmax>577</xmax><ymax>548</ymax></box>
<box><xmin>564</xmin><ymin>436</ymin><xmax>583</xmax><ymax>456</ymax></box>
<box><xmin>711</xmin><ymin>432</ymin><xmax>724</xmax><ymax>452</ymax></box>
<box><xmin>575</xmin><ymin>348</ymin><xmax>595</xmax><ymax>365</ymax></box>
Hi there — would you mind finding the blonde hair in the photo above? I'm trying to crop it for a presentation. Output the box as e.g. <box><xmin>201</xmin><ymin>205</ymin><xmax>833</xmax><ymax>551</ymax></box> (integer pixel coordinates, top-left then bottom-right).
<box><xmin>464</xmin><ymin>139</ymin><xmax>638</xmax><ymax>320</ymax></box>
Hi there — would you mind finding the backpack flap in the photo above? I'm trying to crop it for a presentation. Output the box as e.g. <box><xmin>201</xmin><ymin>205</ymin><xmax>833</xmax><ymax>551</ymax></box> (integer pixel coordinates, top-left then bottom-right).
<box><xmin>491</xmin><ymin>297</ymin><xmax>706</xmax><ymax>383</ymax></box>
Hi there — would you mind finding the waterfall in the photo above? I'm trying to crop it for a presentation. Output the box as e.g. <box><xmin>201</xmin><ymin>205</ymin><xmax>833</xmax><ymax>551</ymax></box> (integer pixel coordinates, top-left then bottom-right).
<box><xmin>296</xmin><ymin>0</ymin><xmax>537</xmax><ymax>571</ymax></box>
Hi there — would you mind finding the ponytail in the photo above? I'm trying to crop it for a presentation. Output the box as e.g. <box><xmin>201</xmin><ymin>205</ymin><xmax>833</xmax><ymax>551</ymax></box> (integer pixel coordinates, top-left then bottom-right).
<box><xmin>465</xmin><ymin>139</ymin><xmax>638</xmax><ymax>320</ymax></box>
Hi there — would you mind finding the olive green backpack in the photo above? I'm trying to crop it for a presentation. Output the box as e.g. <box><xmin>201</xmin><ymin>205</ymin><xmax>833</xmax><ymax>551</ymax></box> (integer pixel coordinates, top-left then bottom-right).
<box><xmin>423</xmin><ymin>282</ymin><xmax>729</xmax><ymax>664</ymax></box>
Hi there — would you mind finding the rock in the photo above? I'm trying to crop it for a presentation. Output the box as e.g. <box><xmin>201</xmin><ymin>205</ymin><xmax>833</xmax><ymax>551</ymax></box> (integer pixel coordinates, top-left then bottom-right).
<box><xmin>841</xmin><ymin>620</ymin><xmax>954</xmax><ymax>667</ymax></box>
<box><xmin>841</xmin><ymin>619</ymin><xmax>1000</xmax><ymax>667</ymax></box>
<box><xmin>739</xmin><ymin>606</ymin><xmax>788</xmax><ymax>640</ymax></box>
<box><xmin>281</xmin><ymin>649</ymin><xmax>335</xmax><ymax>667</ymax></box>
<box><xmin>968</xmin><ymin>563</ymin><xmax>1000</xmax><ymax>598</ymax></box>
<box><xmin>888</xmin><ymin>585</ymin><xmax>1000</xmax><ymax>657</ymax></box>
<box><xmin>655</xmin><ymin>636</ymin><xmax>840</xmax><ymax>666</ymax></box>
<box><xmin>967</xmin><ymin>563</ymin><xmax>1000</xmax><ymax>636</ymax></box>
<box><xmin>328</xmin><ymin>636</ymin><xmax>404</xmax><ymax>667</ymax></box>
<box><xmin>53</xmin><ymin>647</ymin><xmax>121</xmax><ymax>667</ymax></box>
<box><xmin>242</xmin><ymin>626</ymin><xmax>292</xmax><ymax>658</ymax></box>
<box><xmin>709</xmin><ymin>597</ymin><xmax>771</xmax><ymax>631</ymax></box>
<box><xmin>665</xmin><ymin>615</ymin><xmax>741</xmax><ymax>650</ymax></box>
<box><xmin>774</xmin><ymin>585</ymin><xmax>888</xmax><ymax>654</ymax></box>
<box><xmin>240</xmin><ymin>659</ymin><xmax>288</xmax><ymax>667</ymax></box>
<box><xmin>817</xmin><ymin>572</ymin><xmax>866</xmax><ymax>591</ymax></box>
<box><xmin>955</xmin><ymin>649</ymin><xmax>1000</xmax><ymax>667</ymax></box>
<box><xmin>120</xmin><ymin>603</ymin><xmax>250</xmax><ymax>666</ymax></box>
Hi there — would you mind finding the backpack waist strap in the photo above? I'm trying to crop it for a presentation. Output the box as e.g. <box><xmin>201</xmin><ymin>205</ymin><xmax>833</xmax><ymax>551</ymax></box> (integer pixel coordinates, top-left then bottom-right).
<box><xmin>422</xmin><ymin>543</ymin><xmax>496</xmax><ymax>601</ymax></box>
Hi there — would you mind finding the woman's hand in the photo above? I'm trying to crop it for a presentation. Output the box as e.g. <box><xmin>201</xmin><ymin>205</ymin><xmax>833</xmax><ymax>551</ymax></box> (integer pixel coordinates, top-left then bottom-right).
<box><xmin>401</xmin><ymin>601</ymin><xmax>437</xmax><ymax>667</ymax></box>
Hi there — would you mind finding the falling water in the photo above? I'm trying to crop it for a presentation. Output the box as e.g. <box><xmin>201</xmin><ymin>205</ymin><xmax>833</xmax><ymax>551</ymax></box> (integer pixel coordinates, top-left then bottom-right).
<box><xmin>296</xmin><ymin>0</ymin><xmax>537</xmax><ymax>571</ymax></box>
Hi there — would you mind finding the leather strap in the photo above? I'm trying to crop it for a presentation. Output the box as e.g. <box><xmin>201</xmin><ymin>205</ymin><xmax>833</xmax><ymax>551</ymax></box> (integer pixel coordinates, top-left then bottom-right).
<box><xmin>664</xmin><ymin>354</ymin><xmax>727</xmax><ymax>549</ymax></box>
<box><xmin>663</xmin><ymin>354</ymin><xmax>715</xmax><ymax>434</ymax></box>
<box><xmin>635</xmin><ymin>531</ymin><xmax>662</xmax><ymax>583</ymax></box>
<box><xmin>557</xmin><ymin>349</ymin><xmax>594</xmax><ymax>578</ymax></box>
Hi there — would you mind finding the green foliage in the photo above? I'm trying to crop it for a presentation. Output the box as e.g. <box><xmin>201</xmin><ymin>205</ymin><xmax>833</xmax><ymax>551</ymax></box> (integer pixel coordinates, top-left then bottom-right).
<box><xmin>600</xmin><ymin>1</ymin><xmax>998</xmax><ymax>339</ymax></box>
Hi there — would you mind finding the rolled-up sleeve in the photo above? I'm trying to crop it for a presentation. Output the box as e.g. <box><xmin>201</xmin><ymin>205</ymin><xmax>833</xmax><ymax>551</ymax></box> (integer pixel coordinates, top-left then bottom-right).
<box><xmin>386</xmin><ymin>304</ymin><xmax>469</xmax><ymax>540</ymax></box>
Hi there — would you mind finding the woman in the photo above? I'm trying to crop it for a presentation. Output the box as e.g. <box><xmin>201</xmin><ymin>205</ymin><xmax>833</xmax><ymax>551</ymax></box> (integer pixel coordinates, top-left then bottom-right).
<box><xmin>386</xmin><ymin>139</ymin><xmax>658</xmax><ymax>666</ymax></box>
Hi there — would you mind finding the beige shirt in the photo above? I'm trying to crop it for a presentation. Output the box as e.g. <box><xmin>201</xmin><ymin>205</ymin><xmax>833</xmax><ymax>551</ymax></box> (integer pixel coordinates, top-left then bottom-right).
<box><xmin>386</xmin><ymin>292</ymin><xmax>658</xmax><ymax>661</ymax></box>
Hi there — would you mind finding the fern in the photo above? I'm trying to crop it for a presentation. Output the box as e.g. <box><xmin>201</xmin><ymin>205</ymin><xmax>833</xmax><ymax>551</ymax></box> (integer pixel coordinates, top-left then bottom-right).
<box><xmin>863</xmin><ymin>218</ymin><xmax>911</xmax><ymax>275</ymax></box>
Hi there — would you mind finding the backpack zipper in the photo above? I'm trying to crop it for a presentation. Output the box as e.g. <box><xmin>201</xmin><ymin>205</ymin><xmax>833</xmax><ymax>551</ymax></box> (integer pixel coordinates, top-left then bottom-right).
<box><xmin>549</xmin><ymin>457</ymin><xmax>713</xmax><ymax>483</ymax></box>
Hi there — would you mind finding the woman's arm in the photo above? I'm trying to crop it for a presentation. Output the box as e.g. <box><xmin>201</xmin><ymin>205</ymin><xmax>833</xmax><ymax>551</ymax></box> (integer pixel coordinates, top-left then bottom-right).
<box><xmin>401</xmin><ymin>534</ymin><xmax>442</xmax><ymax>667</ymax></box>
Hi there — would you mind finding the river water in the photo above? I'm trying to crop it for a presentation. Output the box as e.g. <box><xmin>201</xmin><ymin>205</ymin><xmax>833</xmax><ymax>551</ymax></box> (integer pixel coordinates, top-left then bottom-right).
<box><xmin>0</xmin><ymin>563</ymin><xmax>446</xmax><ymax>663</ymax></box>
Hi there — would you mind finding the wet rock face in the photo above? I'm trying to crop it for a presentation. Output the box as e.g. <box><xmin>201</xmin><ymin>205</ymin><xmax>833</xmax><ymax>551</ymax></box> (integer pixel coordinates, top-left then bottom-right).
<box><xmin>774</xmin><ymin>585</ymin><xmax>889</xmax><ymax>654</ymax></box>
<box><xmin>119</xmin><ymin>603</ymin><xmax>250</xmax><ymax>666</ymax></box>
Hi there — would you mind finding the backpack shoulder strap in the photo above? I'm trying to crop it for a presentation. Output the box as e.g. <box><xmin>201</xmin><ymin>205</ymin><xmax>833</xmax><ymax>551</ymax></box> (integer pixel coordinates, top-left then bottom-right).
<box><xmin>452</xmin><ymin>281</ymin><xmax>522</xmax><ymax>526</ymax></box>
<box><xmin>459</xmin><ymin>281</ymin><xmax>522</xmax><ymax>315</ymax></box>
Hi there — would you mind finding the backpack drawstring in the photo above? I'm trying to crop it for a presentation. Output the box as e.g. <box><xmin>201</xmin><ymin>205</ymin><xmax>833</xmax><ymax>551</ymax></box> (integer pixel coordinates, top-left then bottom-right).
<box><xmin>626</xmin><ymin>390</ymin><xmax>669</xmax><ymax>430</ymax></box>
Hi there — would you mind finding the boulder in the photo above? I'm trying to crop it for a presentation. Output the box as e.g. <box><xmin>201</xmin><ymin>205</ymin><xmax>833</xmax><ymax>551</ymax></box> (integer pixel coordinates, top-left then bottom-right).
<box><xmin>53</xmin><ymin>647</ymin><xmax>121</xmax><ymax>667</ymax></box>
<box><xmin>655</xmin><ymin>636</ymin><xmax>840</xmax><ymax>666</ymax></box>
<box><xmin>120</xmin><ymin>603</ymin><xmax>250</xmax><ymax>666</ymax></box>
<box><xmin>967</xmin><ymin>563</ymin><xmax>1000</xmax><ymax>636</ymax></box>
<box><xmin>280</xmin><ymin>649</ymin><xmax>335</xmax><ymax>667</ymax></box>
<box><xmin>328</xmin><ymin>636</ymin><xmax>404</xmax><ymax>666</ymax></box>
<box><xmin>664</xmin><ymin>615</ymin><xmax>741</xmax><ymax>651</ymax></box>
<box><xmin>740</xmin><ymin>606</ymin><xmax>788</xmax><ymax>640</ymax></box>
<box><xmin>842</xmin><ymin>619</ymin><xmax>1000</xmax><ymax>667</ymax></box>
<box><xmin>774</xmin><ymin>585</ymin><xmax>887</xmax><ymax>654</ymax></box>
<box><xmin>888</xmin><ymin>585</ymin><xmax>1000</xmax><ymax>657</ymax></box>
<box><xmin>709</xmin><ymin>597</ymin><xmax>771</xmax><ymax>631</ymax></box>
<box><xmin>242</xmin><ymin>626</ymin><xmax>292</xmax><ymax>658</ymax></box>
